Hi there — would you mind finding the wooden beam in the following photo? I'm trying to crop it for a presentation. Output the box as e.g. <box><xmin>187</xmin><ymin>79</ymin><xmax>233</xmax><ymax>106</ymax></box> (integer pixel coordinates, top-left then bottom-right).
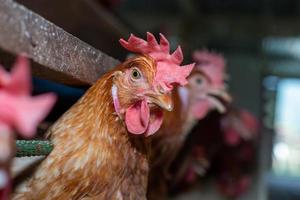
<box><xmin>0</xmin><ymin>0</ymin><xmax>120</xmax><ymax>85</ymax></box>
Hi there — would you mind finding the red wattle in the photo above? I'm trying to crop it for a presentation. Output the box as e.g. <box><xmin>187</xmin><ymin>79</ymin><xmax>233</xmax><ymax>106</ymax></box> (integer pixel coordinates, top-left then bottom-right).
<box><xmin>125</xmin><ymin>100</ymin><xmax>163</xmax><ymax>136</ymax></box>
<box><xmin>145</xmin><ymin>109</ymin><xmax>163</xmax><ymax>137</ymax></box>
<box><xmin>125</xmin><ymin>100</ymin><xmax>150</xmax><ymax>135</ymax></box>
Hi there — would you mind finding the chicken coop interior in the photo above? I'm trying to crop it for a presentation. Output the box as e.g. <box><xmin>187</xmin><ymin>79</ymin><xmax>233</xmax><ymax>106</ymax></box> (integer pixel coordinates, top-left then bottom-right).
<box><xmin>1</xmin><ymin>0</ymin><xmax>300</xmax><ymax>200</ymax></box>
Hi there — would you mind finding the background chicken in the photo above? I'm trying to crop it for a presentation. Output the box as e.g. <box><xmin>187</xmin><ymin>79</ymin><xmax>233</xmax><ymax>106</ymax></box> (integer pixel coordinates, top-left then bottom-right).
<box><xmin>170</xmin><ymin>111</ymin><xmax>225</xmax><ymax>193</ymax></box>
<box><xmin>147</xmin><ymin>50</ymin><xmax>230</xmax><ymax>199</ymax></box>
<box><xmin>0</xmin><ymin>55</ymin><xmax>56</xmax><ymax>200</ymax></box>
<box><xmin>13</xmin><ymin>32</ymin><xmax>193</xmax><ymax>200</ymax></box>
<box><xmin>216</xmin><ymin>108</ymin><xmax>259</xmax><ymax>198</ymax></box>
<box><xmin>170</xmin><ymin>107</ymin><xmax>259</xmax><ymax>199</ymax></box>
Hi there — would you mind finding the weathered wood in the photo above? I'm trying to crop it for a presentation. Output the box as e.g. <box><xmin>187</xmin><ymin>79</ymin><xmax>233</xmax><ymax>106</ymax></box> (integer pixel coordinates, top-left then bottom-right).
<box><xmin>0</xmin><ymin>0</ymin><xmax>120</xmax><ymax>85</ymax></box>
<box><xmin>16</xmin><ymin>0</ymin><xmax>134</xmax><ymax>59</ymax></box>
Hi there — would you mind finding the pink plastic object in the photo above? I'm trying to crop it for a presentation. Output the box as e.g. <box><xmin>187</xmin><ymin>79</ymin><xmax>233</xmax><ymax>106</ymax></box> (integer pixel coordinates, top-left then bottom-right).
<box><xmin>0</xmin><ymin>55</ymin><xmax>57</xmax><ymax>138</ymax></box>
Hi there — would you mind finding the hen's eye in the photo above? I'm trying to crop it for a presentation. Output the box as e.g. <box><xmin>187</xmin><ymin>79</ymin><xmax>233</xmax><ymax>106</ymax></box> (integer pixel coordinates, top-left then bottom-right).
<box><xmin>196</xmin><ymin>78</ymin><xmax>203</xmax><ymax>85</ymax></box>
<box><xmin>131</xmin><ymin>68</ymin><xmax>141</xmax><ymax>79</ymax></box>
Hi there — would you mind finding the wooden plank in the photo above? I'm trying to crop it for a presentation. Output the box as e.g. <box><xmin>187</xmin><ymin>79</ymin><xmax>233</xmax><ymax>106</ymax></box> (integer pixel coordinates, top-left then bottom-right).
<box><xmin>16</xmin><ymin>0</ymin><xmax>136</xmax><ymax>59</ymax></box>
<box><xmin>0</xmin><ymin>0</ymin><xmax>120</xmax><ymax>85</ymax></box>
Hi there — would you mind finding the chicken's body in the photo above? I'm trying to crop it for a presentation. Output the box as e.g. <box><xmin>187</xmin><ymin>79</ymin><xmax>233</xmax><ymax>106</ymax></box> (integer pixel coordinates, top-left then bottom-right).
<box><xmin>13</xmin><ymin>72</ymin><xmax>148</xmax><ymax>200</ymax></box>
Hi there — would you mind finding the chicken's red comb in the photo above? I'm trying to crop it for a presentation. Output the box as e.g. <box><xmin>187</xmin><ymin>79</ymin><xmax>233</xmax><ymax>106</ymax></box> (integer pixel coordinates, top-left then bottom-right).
<box><xmin>193</xmin><ymin>50</ymin><xmax>226</xmax><ymax>88</ymax></box>
<box><xmin>120</xmin><ymin>32</ymin><xmax>194</xmax><ymax>91</ymax></box>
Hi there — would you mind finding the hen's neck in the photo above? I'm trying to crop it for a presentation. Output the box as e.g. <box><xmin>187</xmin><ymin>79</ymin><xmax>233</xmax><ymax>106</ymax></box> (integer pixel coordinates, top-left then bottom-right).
<box><xmin>49</xmin><ymin>73</ymin><xmax>126</xmax><ymax>144</ymax></box>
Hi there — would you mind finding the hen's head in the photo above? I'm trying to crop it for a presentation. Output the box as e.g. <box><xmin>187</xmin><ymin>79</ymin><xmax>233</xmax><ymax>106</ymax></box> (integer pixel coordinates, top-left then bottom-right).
<box><xmin>179</xmin><ymin>50</ymin><xmax>231</xmax><ymax>120</ymax></box>
<box><xmin>112</xmin><ymin>32</ymin><xmax>194</xmax><ymax>136</ymax></box>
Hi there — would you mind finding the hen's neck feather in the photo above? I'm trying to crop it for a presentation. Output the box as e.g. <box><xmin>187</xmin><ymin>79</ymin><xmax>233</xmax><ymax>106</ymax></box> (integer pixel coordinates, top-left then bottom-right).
<box><xmin>48</xmin><ymin>72</ymin><xmax>126</xmax><ymax>146</ymax></box>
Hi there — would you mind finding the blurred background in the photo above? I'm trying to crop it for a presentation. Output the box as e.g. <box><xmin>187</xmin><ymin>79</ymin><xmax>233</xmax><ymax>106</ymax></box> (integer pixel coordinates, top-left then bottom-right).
<box><xmin>10</xmin><ymin>0</ymin><xmax>300</xmax><ymax>199</ymax></box>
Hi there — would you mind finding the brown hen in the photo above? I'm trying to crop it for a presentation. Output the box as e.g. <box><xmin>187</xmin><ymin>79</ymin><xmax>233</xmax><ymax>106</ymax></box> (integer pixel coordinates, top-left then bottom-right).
<box><xmin>13</xmin><ymin>33</ymin><xmax>193</xmax><ymax>200</ymax></box>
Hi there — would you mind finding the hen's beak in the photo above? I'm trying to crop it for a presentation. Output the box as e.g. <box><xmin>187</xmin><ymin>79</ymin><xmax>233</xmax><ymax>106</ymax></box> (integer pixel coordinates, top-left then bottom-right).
<box><xmin>207</xmin><ymin>88</ymin><xmax>232</xmax><ymax>113</ymax></box>
<box><xmin>148</xmin><ymin>92</ymin><xmax>173</xmax><ymax>111</ymax></box>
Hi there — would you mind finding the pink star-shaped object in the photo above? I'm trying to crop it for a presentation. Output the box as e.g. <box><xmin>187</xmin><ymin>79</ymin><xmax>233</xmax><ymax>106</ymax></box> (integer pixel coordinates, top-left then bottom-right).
<box><xmin>0</xmin><ymin>55</ymin><xmax>57</xmax><ymax>138</ymax></box>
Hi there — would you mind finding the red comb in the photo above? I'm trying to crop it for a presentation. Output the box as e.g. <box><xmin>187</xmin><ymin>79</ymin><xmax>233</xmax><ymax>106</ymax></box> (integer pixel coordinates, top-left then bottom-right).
<box><xmin>192</xmin><ymin>50</ymin><xmax>226</xmax><ymax>88</ymax></box>
<box><xmin>120</xmin><ymin>32</ymin><xmax>194</xmax><ymax>91</ymax></box>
